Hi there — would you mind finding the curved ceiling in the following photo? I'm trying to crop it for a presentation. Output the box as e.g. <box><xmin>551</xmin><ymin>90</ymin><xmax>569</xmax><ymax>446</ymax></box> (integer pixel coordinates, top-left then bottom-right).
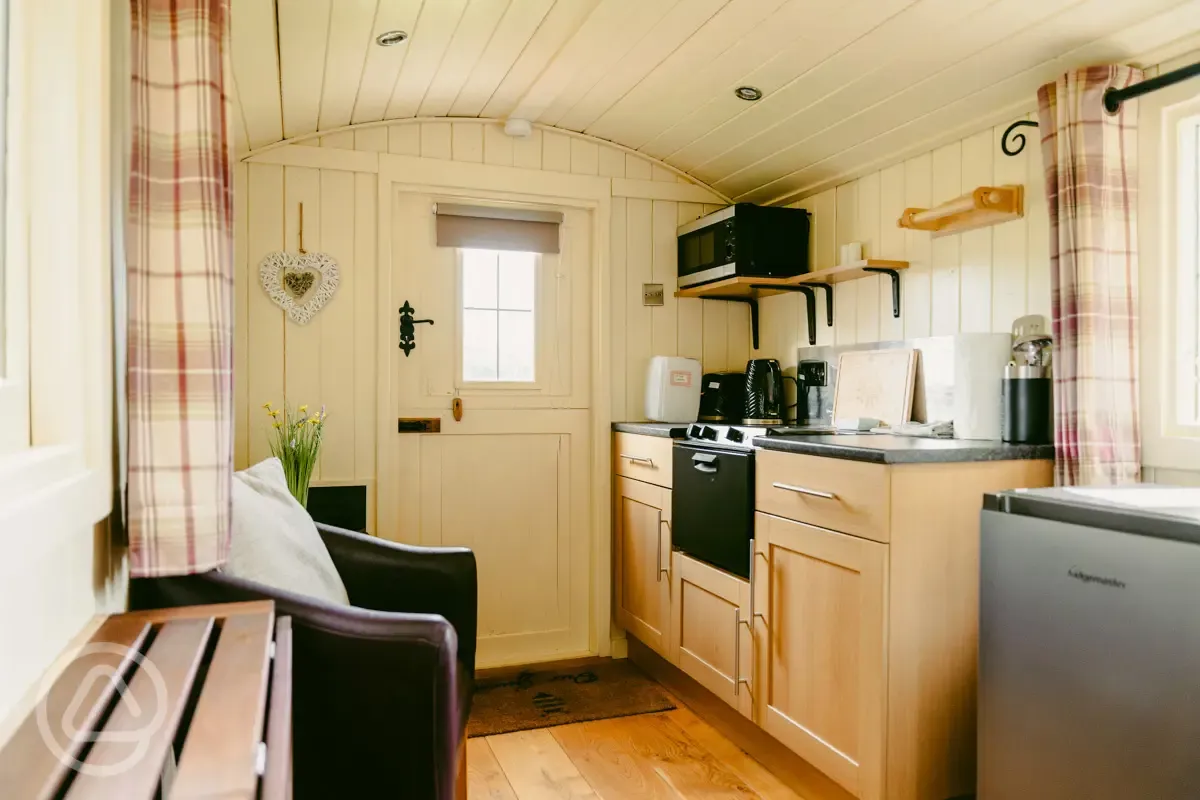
<box><xmin>233</xmin><ymin>0</ymin><xmax>1200</xmax><ymax>202</ymax></box>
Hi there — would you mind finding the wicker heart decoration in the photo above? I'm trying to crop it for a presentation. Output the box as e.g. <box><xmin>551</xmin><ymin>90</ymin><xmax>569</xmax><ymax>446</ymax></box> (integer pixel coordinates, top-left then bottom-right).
<box><xmin>259</xmin><ymin>251</ymin><xmax>340</xmax><ymax>325</ymax></box>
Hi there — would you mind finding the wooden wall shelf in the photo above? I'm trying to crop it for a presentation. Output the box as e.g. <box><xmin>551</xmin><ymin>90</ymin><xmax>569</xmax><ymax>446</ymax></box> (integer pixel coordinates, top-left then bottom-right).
<box><xmin>673</xmin><ymin>259</ymin><xmax>909</xmax><ymax>346</ymax></box>
<box><xmin>898</xmin><ymin>185</ymin><xmax>1023</xmax><ymax>237</ymax></box>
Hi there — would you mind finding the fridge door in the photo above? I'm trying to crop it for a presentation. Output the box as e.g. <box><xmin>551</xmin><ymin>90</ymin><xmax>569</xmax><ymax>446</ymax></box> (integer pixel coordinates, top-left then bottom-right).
<box><xmin>979</xmin><ymin>509</ymin><xmax>1200</xmax><ymax>799</ymax></box>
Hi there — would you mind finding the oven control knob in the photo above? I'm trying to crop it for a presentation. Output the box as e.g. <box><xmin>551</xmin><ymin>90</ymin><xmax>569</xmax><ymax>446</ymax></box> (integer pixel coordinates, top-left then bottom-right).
<box><xmin>701</xmin><ymin>426</ymin><xmax>717</xmax><ymax>441</ymax></box>
<box><xmin>725</xmin><ymin>428</ymin><xmax>744</xmax><ymax>443</ymax></box>
<box><xmin>688</xmin><ymin>424</ymin><xmax>701</xmax><ymax>438</ymax></box>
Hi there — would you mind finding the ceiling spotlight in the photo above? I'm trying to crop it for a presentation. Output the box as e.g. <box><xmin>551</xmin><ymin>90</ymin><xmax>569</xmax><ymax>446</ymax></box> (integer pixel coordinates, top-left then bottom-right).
<box><xmin>376</xmin><ymin>30</ymin><xmax>408</xmax><ymax>46</ymax></box>
<box><xmin>735</xmin><ymin>86</ymin><xmax>763</xmax><ymax>101</ymax></box>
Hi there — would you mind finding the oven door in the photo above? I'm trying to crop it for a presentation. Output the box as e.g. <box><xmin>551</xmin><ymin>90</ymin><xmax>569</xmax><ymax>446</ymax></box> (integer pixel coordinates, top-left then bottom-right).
<box><xmin>677</xmin><ymin>218</ymin><xmax>735</xmax><ymax>288</ymax></box>
<box><xmin>671</xmin><ymin>443</ymin><xmax>754</xmax><ymax>578</ymax></box>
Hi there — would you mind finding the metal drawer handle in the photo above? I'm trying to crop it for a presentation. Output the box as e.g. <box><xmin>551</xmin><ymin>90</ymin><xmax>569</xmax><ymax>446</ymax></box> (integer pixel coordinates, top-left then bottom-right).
<box><xmin>734</xmin><ymin>608</ymin><xmax>751</xmax><ymax>697</ymax></box>
<box><xmin>620</xmin><ymin>454</ymin><xmax>655</xmax><ymax>467</ymax></box>
<box><xmin>657</xmin><ymin>520</ymin><xmax>671</xmax><ymax>582</ymax></box>
<box><xmin>772</xmin><ymin>482</ymin><xmax>837</xmax><ymax>500</ymax></box>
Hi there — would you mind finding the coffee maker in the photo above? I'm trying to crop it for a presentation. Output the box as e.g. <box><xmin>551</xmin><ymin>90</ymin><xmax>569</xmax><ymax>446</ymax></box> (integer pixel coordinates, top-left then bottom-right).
<box><xmin>1002</xmin><ymin>315</ymin><xmax>1053</xmax><ymax>444</ymax></box>
<box><xmin>744</xmin><ymin>359</ymin><xmax>784</xmax><ymax>425</ymax></box>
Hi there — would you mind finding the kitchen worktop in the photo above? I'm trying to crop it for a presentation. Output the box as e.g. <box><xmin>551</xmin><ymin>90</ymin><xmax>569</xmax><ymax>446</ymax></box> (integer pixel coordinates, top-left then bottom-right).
<box><xmin>612</xmin><ymin>421</ymin><xmax>689</xmax><ymax>438</ymax></box>
<box><xmin>752</xmin><ymin>433</ymin><xmax>1055</xmax><ymax>464</ymax></box>
<box><xmin>612</xmin><ymin>422</ymin><xmax>1054</xmax><ymax>464</ymax></box>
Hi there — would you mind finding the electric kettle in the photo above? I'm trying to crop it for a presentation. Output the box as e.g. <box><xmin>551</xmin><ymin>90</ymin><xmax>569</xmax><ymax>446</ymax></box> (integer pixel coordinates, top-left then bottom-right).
<box><xmin>744</xmin><ymin>359</ymin><xmax>784</xmax><ymax>424</ymax></box>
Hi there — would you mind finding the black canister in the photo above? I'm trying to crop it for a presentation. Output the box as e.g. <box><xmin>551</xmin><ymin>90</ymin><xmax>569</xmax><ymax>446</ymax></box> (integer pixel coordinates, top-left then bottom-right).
<box><xmin>1001</xmin><ymin>364</ymin><xmax>1052</xmax><ymax>444</ymax></box>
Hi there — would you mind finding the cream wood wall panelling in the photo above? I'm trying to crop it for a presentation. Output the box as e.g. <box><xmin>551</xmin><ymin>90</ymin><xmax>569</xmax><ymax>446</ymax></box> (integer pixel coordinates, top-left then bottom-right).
<box><xmin>232</xmin><ymin>0</ymin><xmax>1200</xmax><ymax>202</ymax></box>
<box><xmin>754</xmin><ymin>112</ymin><xmax>1052</xmax><ymax>369</ymax></box>
<box><xmin>236</xmin><ymin>120</ymin><xmax>727</xmax><ymax>532</ymax></box>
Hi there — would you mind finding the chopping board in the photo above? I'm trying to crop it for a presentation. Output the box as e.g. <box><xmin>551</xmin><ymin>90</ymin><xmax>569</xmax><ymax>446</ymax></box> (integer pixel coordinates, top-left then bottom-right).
<box><xmin>833</xmin><ymin>348</ymin><xmax>918</xmax><ymax>426</ymax></box>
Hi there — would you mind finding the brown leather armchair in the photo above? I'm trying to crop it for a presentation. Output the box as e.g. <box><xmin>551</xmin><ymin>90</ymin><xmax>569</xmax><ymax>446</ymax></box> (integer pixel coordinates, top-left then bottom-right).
<box><xmin>129</xmin><ymin>523</ymin><xmax>477</xmax><ymax>800</ymax></box>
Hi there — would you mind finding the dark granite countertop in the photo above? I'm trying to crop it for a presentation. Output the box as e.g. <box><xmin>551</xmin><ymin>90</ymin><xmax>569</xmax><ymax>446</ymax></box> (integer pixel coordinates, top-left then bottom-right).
<box><xmin>751</xmin><ymin>433</ymin><xmax>1055</xmax><ymax>464</ymax></box>
<box><xmin>611</xmin><ymin>421</ymin><xmax>689</xmax><ymax>438</ymax></box>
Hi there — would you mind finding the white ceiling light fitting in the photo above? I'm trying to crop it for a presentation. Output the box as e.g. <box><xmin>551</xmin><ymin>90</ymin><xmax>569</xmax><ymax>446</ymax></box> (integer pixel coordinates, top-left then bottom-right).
<box><xmin>375</xmin><ymin>30</ymin><xmax>408</xmax><ymax>46</ymax></box>
<box><xmin>504</xmin><ymin>118</ymin><xmax>533</xmax><ymax>139</ymax></box>
<box><xmin>735</xmin><ymin>86</ymin><xmax>763</xmax><ymax>101</ymax></box>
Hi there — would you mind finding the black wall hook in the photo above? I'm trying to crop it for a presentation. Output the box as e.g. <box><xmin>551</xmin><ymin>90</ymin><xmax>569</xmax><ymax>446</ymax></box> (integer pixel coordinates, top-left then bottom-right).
<box><xmin>398</xmin><ymin>301</ymin><xmax>434</xmax><ymax>356</ymax></box>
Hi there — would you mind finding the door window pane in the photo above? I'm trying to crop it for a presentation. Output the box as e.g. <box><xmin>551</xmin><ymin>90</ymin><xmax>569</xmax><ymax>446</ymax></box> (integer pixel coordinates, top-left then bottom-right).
<box><xmin>499</xmin><ymin>310</ymin><xmax>535</xmax><ymax>382</ymax></box>
<box><xmin>498</xmin><ymin>251</ymin><xmax>535</xmax><ymax>311</ymax></box>
<box><xmin>462</xmin><ymin>309</ymin><xmax>498</xmax><ymax>381</ymax></box>
<box><xmin>461</xmin><ymin>249</ymin><xmax>537</xmax><ymax>383</ymax></box>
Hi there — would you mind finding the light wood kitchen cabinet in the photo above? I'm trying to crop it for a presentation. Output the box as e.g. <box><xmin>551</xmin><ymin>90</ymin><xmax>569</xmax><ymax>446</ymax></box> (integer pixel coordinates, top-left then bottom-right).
<box><xmin>754</xmin><ymin>512</ymin><xmax>888</xmax><ymax>800</ymax></box>
<box><xmin>669</xmin><ymin>551</ymin><xmax>753</xmax><ymax>719</ymax></box>
<box><xmin>613</xmin><ymin>474</ymin><xmax>673</xmax><ymax>658</ymax></box>
<box><xmin>613</xmin><ymin>432</ymin><xmax>674</xmax><ymax>487</ymax></box>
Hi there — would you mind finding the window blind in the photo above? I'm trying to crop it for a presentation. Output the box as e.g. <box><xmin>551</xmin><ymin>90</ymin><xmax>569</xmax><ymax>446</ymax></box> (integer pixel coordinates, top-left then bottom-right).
<box><xmin>434</xmin><ymin>203</ymin><xmax>562</xmax><ymax>254</ymax></box>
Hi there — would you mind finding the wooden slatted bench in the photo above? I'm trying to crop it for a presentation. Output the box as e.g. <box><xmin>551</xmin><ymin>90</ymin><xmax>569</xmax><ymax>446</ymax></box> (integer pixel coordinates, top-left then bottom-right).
<box><xmin>0</xmin><ymin>601</ymin><xmax>292</xmax><ymax>799</ymax></box>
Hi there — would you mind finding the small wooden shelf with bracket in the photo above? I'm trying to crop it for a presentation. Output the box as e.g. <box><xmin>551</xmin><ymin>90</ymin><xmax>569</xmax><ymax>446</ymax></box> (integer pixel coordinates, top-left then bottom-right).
<box><xmin>674</xmin><ymin>259</ymin><xmax>909</xmax><ymax>346</ymax></box>
<box><xmin>898</xmin><ymin>184</ymin><xmax>1023</xmax><ymax>237</ymax></box>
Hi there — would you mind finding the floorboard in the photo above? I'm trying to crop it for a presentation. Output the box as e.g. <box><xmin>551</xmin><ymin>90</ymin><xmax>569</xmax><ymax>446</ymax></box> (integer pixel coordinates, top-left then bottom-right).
<box><xmin>467</xmin><ymin>738</ymin><xmax>519</xmax><ymax>800</ymax></box>
<box><xmin>486</xmin><ymin>729</ymin><xmax>600</xmax><ymax>799</ymax></box>
<box><xmin>471</xmin><ymin>690</ymin><xmax>809</xmax><ymax>799</ymax></box>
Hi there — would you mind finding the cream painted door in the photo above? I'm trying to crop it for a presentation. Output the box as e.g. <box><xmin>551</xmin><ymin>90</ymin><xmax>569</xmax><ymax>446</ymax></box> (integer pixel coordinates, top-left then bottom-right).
<box><xmin>614</xmin><ymin>476</ymin><xmax>672</xmax><ymax>657</ymax></box>
<box><xmin>383</xmin><ymin>190</ymin><xmax>594</xmax><ymax>668</ymax></box>
<box><xmin>670</xmin><ymin>552</ymin><xmax>753</xmax><ymax>718</ymax></box>
<box><xmin>756</xmin><ymin>512</ymin><xmax>888</xmax><ymax>800</ymax></box>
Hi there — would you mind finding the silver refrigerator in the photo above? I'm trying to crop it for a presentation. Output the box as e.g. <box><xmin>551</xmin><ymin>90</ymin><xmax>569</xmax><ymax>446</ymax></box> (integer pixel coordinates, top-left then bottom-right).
<box><xmin>980</xmin><ymin>486</ymin><xmax>1200</xmax><ymax>799</ymax></box>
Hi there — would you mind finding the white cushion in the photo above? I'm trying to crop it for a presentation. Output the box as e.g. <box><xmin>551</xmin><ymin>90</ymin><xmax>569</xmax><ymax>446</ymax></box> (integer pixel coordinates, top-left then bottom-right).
<box><xmin>224</xmin><ymin>458</ymin><xmax>350</xmax><ymax>606</ymax></box>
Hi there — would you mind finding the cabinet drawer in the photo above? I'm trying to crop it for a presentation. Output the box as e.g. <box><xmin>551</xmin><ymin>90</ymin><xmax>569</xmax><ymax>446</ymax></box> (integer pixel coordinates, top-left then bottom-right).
<box><xmin>614</xmin><ymin>432</ymin><xmax>674</xmax><ymax>488</ymax></box>
<box><xmin>755</xmin><ymin>449</ymin><xmax>890</xmax><ymax>542</ymax></box>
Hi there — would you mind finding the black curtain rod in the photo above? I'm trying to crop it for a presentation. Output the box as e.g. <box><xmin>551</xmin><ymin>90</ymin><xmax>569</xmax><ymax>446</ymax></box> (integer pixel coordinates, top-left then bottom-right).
<box><xmin>1000</xmin><ymin>59</ymin><xmax>1200</xmax><ymax>156</ymax></box>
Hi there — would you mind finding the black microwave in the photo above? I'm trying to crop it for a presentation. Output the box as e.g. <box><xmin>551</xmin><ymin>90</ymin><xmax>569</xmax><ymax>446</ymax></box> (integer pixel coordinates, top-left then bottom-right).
<box><xmin>676</xmin><ymin>203</ymin><xmax>810</xmax><ymax>289</ymax></box>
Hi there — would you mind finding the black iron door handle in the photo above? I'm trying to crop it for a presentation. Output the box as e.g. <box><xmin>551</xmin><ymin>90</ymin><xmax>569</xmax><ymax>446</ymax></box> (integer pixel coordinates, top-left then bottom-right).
<box><xmin>399</xmin><ymin>301</ymin><xmax>434</xmax><ymax>356</ymax></box>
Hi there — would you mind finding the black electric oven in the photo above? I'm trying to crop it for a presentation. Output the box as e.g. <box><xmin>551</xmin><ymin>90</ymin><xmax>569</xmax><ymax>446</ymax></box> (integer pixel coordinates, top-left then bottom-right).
<box><xmin>671</xmin><ymin>441</ymin><xmax>755</xmax><ymax>579</ymax></box>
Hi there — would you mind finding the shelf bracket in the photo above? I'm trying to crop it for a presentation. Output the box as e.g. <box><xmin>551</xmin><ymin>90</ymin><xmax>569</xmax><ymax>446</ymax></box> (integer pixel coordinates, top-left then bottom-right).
<box><xmin>725</xmin><ymin>297</ymin><xmax>759</xmax><ymax>350</ymax></box>
<box><xmin>754</xmin><ymin>284</ymin><xmax>833</xmax><ymax>346</ymax></box>
<box><xmin>862</xmin><ymin>267</ymin><xmax>902</xmax><ymax>318</ymax></box>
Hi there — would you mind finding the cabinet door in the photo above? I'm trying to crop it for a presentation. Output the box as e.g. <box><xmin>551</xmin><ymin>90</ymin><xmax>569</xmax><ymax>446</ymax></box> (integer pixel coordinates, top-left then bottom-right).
<box><xmin>669</xmin><ymin>552</ymin><xmax>752</xmax><ymax>718</ymax></box>
<box><xmin>614</xmin><ymin>476</ymin><xmax>672</xmax><ymax>657</ymax></box>
<box><xmin>757</xmin><ymin>512</ymin><xmax>888</xmax><ymax>800</ymax></box>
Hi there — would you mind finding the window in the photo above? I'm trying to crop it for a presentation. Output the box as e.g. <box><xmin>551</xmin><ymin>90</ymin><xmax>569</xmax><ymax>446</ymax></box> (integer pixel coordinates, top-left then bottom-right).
<box><xmin>1177</xmin><ymin>112</ymin><xmax>1200</xmax><ymax>427</ymax></box>
<box><xmin>1142</xmin><ymin>76</ymin><xmax>1200</xmax><ymax>471</ymax></box>
<box><xmin>460</xmin><ymin>248</ymin><xmax>537</xmax><ymax>383</ymax></box>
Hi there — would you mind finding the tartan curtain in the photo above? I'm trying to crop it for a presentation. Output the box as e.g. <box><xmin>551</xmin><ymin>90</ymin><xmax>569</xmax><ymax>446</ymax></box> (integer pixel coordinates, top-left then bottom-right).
<box><xmin>127</xmin><ymin>0</ymin><xmax>233</xmax><ymax>576</ymax></box>
<box><xmin>1037</xmin><ymin>66</ymin><xmax>1143</xmax><ymax>486</ymax></box>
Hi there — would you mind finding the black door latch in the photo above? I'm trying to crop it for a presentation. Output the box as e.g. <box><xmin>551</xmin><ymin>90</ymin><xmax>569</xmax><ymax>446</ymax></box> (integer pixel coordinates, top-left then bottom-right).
<box><xmin>398</xmin><ymin>301</ymin><xmax>434</xmax><ymax>356</ymax></box>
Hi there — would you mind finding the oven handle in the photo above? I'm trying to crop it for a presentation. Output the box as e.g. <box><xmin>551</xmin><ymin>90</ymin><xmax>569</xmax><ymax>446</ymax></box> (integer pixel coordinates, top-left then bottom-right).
<box><xmin>692</xmin><ymin>452</ymin><xmax>719</xmax><ymax>474</ymax></box>
<box><xmin>772</xmin><ymin>481</ymin><xmax>837</xmax><ymax>500</ymax></box>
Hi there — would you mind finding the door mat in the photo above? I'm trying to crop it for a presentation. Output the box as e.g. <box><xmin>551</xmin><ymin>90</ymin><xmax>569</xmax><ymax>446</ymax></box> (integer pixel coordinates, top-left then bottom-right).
<box><xmin>467</xmin><ymin>659</ymin><xmax>676</xmax><ymax>737</ymax></box>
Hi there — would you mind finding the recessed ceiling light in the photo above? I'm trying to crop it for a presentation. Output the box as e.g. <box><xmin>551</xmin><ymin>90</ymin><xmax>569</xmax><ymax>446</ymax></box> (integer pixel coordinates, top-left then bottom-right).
<box><xmin>735</xmin><ymin>86</ymin><xmax>763</xmax><ymax>101</ymax></box>
<box><xmin>376</xmin><ymin>30</ymin><xmax>408</xmax><ymax>46</ymax></box>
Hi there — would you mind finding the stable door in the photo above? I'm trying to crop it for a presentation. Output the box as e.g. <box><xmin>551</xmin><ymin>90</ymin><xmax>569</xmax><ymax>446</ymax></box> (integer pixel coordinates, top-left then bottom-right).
<box><xmin>381</xmin><ymin>189</ymin><xmax>595</xmax><ymax>668</ymax></box>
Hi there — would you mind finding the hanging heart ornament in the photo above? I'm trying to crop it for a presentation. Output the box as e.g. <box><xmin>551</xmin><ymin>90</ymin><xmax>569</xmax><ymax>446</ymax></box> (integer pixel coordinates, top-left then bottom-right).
<box><xmin>258</xmin><ymin>251</ymin><xmax>340</xmax><ymax>325</ymax></box>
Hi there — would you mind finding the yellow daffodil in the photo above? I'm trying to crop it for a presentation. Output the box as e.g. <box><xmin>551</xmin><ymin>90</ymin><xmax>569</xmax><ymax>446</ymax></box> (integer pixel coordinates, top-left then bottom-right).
<box><xmin>309</xmin><ymin>417</ymin><xmax>320</xmax><ymax>425</ymax></box>
<box><xmin>298</xmin><ymin>405</ymin><xmax>308</xmax><ymax>413</ymax></box>
<box><xmin>262</xmin><ymin>402</ymin><xmax>272</xmax><ymax>410</ymax></box>
<box><xmin>269</xmin><ymin>410</ymin><xmax>279</xmax><ymax>418</ymax></box>
<box><xmin>272</xmin><ymin>421</ymin><xmax>282</xmax><ymax>429</ymax></box>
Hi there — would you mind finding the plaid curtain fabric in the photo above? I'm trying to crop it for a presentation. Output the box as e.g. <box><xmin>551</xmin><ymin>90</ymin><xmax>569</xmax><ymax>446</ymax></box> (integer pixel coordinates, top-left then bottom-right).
<box><xmin>127</xmin><ymin>0</ymin><xmax>233</xmax><ymax>576</ymax></box>
<box><xmin>1037</xmin><ymin>66</ymin><xmax>1143</xmax><ymax>486</ymax></box>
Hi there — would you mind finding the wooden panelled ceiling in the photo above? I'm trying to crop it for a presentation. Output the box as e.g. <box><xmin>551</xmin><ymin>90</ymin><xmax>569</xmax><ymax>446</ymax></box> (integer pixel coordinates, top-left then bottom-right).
<box><xmin>233</xmin><ymin>0</ymin><xmax>1200</xmax><ymax>202</ymax></box>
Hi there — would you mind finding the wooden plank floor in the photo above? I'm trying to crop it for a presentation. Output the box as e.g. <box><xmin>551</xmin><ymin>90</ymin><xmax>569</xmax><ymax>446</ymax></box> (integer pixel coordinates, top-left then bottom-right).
<box><xmin>468</xmin><ymin>704</ymin><xmax>804</xmax><ymax>800</ymax></box>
